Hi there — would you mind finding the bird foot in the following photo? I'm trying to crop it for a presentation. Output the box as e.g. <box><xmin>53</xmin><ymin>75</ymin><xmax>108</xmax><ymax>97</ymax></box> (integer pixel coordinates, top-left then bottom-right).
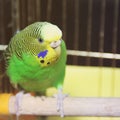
<box><xmin>54</xmin><ymin>88</ymin><xmax>68</xmax><ymax>117</ymax></box>
<box><xmin>15</xmin><ymin>91</ymin><xmax>31</xmax><ymax>120</ymax></box>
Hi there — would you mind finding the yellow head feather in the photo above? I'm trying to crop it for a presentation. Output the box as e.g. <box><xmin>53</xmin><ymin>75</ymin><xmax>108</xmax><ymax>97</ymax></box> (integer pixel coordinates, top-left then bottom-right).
<box><xmin>41</xmin><ymin>23</ymin><xmax>62</xmax><ymax>42</ymax></box>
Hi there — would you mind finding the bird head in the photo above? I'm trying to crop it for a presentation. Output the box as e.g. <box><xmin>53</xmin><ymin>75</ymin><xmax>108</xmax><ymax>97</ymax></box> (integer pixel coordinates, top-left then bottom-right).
<box><xmin>22</xmin><ymin>22</ymin><xmax>63</xmax><ymax>67</ymax></box>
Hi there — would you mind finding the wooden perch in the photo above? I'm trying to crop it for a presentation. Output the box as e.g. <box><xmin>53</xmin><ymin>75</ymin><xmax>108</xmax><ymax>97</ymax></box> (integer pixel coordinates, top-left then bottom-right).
<box><xmin>0</xmin><ymin>94</ymin><xmax>120</xmax><ymax>117</ymax></box>
<box><xmin>7</xmin><ymin>94</ymin><xmax>120</xmax><ymax>117</ymax></box>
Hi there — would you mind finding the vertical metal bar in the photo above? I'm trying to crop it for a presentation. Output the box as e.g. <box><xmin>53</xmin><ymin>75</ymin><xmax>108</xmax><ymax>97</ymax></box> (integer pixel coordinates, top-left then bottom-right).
<box><xmin>46</xmin><ymin>0</ymin><xmax>52</xmax><ymax>21</ymax></box>
<box><xmin>10</xmin><ymin>0</ymin><xmax>21</xmax><ymax>92</ymax></box>
<box><xmin>62</xmin><ymin>0</ymin><xmax>67</xmax><ymax>41</ymax></box>
<box><xmin>0</xmin><ymin>0</ymin><xmax>5</xmax><ymax>44</ymax></box>
<box><xmin>112</xmin><ymin>0</ymin><xmax>119</xmax><ymax>67</ymax></box>
<box><xmin>99</xmin><ymin>0</ymin><xmax>106</xmax><ymax>66</ymax></box>
<box><xmin>0</xmin><ymin>0</ymin><xmax>5</xmax><ymax>93</ymax></box>
<box><xmin>36</xmin><ymin>0</ymin><xmax>41</xmax><ymax>21</ymax></box>
<box><xmin>111</xmin><ymin>0</ymin><xmax>119</xmax><ymax>97</ymax></box>
<box><xmin>19</xmin><ymin>0</ymin><xmax>27</xmax><ymax>28</ymax></box>
<box><xmin>0</xmin><ymin>60</ymin><xmax>6</xmax><ymax>92</ymax></box>
<box><xmin>27</xmin><ymin>0</ymin><xmax>35</xmax><ymax>24</ymax></box>
<box><xmin>11</xmin><ymin>0</ymin><xmax>20</xmax><ymax>34</ymax></box>
<box><xmin>73</xmin><ymin>0</ymin><xmax>79</xmax><ymax>64</ymax></box>
<box><xmin>98</xmin><ymin>0</ymin><xmax>106</xmax><ymax>97</ymax></box>
<box><xmin>86</xmin><ymin>0</ymin><xmax>93</xmax><ymax>66</ymax></box>
<box><xmin>27</xmin><ymin>0</ymin><xmax>31</xmax><ymax>24</ymax></box>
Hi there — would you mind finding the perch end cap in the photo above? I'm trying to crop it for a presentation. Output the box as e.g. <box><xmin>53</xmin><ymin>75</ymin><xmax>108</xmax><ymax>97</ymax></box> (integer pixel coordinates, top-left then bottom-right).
<box><xmin>0</xmin><ymin>94</ymin><xmax>12</xmax><ymax>115</ymax></box>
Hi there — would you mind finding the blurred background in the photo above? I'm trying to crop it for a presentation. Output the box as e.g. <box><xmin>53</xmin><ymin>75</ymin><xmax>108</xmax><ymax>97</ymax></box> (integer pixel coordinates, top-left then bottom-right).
<box><xmin>0</xmin><ymin>0</ymin><xmax>120</xmax><ymax>120</ymax></box>
<box><xmin>0</xmin><ymin>0</ymin><xmax>120</xmax><ymax>66</ymax></box>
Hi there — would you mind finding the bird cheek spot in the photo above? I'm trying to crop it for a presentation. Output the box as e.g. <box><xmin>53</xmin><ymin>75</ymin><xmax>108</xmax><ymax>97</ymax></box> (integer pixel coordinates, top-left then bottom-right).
<box><xmin>37</xmin><ymin>50</ymin><xmax>48</xmax><ymax>58</ymax></box>
<box><xmin>40</xmin><ymin>60</ymin><xmax>44</xmax><ymax>63</ymax></box>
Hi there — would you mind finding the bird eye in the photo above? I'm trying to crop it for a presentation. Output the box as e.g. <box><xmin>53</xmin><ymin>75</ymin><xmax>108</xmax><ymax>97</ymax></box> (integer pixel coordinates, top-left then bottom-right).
<box><xmin>38</xmin><ymin>38</ymin><xmax>43</xmax><ymax>43</ymax></box>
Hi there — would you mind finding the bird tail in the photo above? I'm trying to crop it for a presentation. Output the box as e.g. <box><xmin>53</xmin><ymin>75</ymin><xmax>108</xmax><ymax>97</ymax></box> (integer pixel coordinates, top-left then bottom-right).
<box><xmin>0</xmin><ymin>52</ymin><xmax>15</xmax><ymax>93</ymax></box>
<box><xmin>0</xmin><ymin>52</ymin><xmax>6</xmax><ymax>92</ymax></box>
<box><xmin>0</xmin><ymin>52</ymin><xmax>5</xmax><ymax>77</ymax></box>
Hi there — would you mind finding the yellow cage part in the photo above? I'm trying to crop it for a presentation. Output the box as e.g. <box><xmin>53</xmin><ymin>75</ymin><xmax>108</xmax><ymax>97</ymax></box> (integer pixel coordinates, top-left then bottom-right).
<box><xmin>48</xmin><ymin>65</ymin><xmax>120</xmax><ymax>120</ymax></box>
<box><xmin>0</xmin><ymin>65</ymin><xmax>120</xmax><ymax>120</ymax></box>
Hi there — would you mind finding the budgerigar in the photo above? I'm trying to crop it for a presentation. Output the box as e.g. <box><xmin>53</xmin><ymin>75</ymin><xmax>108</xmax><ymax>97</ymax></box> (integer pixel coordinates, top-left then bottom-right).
<box><xmin>4</xmin><ymin>22</ymin><xmax>67</xmax><ymax>118</ymax></box>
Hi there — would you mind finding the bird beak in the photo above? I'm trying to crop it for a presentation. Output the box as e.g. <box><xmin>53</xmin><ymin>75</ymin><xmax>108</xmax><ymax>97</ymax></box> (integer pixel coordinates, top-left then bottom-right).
<box><xmin>50</xmin><ymin>39</ymin><xmax>62</xmax><ymax>49</ymax></box>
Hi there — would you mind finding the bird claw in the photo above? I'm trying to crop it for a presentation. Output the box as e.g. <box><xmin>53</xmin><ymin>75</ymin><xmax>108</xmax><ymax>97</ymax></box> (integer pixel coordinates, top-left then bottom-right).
<box><xmin>54</xmin><ymin>88</ymin><xmax>68</xmax><ymax>117</ymax></box>
<box><xmin>15</xmin><ymin>91</ymin><xmax>24</xmax><ymax>120</ymax></box>
<box><xmin>15</xmin><ymin>91</ymin><xmax>31</xmax><ymax>120</ymax></box>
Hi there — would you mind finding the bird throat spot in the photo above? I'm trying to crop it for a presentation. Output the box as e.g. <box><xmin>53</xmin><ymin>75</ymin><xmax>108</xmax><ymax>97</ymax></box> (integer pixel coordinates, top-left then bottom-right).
<box><xmin>47</xmin><ymin>62</ymin><xmax>50</xmax><ymax>65</ymax></box>
<box><xmin>40</xmin><ymin>59</ymin><xmax>50</xmax><ymax>65</ymax></box>
<box><xmin>40</xmin><ymin>60</ymin><xmax>44</xmax><ymax>63</ymax></box>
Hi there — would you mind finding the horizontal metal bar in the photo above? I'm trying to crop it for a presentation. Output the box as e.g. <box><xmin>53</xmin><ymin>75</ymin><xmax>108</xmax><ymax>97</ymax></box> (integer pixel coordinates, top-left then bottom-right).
<box><xmin>0</xmin><ymin>45</ymin><xmax>7</xmax><ymax>51</ymax></box>
<box><xmin>67</xmin><ymin>50</ymin><xmax>120</xmax><ymax>60</ymax></box>
<box><xmin>0</xmin><ymin>45</ymin><xmax>120</xmax><ymax>60</ymax></box>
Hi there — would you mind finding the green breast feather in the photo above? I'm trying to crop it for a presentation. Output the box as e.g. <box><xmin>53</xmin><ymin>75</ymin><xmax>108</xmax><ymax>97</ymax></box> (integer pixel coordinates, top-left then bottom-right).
<box><xmin>6</xmin><ymin>41</ymin><xmax>66</xmax><ymax>93</ymax></box>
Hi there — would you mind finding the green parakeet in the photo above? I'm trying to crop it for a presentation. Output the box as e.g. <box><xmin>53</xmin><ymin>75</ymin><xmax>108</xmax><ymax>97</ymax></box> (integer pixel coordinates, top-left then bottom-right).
<box><xmin>4</xmin><ymin>22</ymin><xmax>67</xmax><ymax>118</ymax></box>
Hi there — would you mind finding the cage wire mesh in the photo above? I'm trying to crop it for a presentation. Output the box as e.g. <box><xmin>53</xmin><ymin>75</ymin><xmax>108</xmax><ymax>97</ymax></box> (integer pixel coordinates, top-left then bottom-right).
<box><xmin>0</xmin><ymin>0</ymin><xmax>120</xmax><ymax>93</ymax></box>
